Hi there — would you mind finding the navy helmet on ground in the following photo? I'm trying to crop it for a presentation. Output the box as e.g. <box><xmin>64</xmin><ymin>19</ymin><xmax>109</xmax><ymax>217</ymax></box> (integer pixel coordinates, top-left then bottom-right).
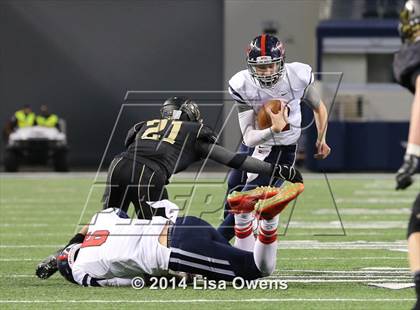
<box><xmin>57</xmin><ymin>243</ymin><xmax>81</xmax><ymax>284</ymax></box>
<box><xmin>246</xmin><ymin>34</ymin><xmax>286</xmax><ymax>88</ymax></box>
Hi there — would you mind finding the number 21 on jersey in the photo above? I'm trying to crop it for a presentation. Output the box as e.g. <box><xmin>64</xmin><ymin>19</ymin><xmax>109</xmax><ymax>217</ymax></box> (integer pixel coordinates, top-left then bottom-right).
<box><xmin>140</xmin><ymin>119</ymin><xmax>182</xmax><ymax>145</ymax></box>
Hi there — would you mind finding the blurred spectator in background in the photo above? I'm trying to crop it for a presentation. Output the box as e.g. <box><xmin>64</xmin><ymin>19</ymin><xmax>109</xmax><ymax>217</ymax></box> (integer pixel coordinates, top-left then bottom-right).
<box><xmin>12</xmin><ymin>105</ymin><xmax>36</xmax><ymax>129</ymax></box>
<box><xmin>36</xmin><ymin>105</ymin><xmax>59</xmax><ymax>130</ymax></box>
<box><xmin>2</xmin><ymin>105</ymin><xmax>35</xmax><ymax>143</ymax></box>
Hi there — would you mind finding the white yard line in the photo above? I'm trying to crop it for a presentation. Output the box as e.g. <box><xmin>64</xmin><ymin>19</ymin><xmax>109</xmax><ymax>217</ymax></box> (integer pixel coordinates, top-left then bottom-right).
<box><xmin>0</xmin><ymin>233</ymin><xmax>73</xmax><ymax>237</ymax></box>
<box><xmin>277</xmin><ymin>240</ymin><xmax>407</xmax><ymax>250</ymax></box>
<box><xmin>0</xmin><ymin>275</ymin><xmax>411</xmax><ymax>283</ymax></box>
<box><xmin>279</xmin><ymin>257</ymin><xmax>405</xmax><ymax>260</ymax></box>
<box><xmin>0</xmin><ymin>298</ymin><xmax>415</xmax><ymax>303</ymax></box>
<box><xmin>0</xmin><ymin>256</ymin><xmax>406</xmax><ymax>262</ymax></box>
<box><xmin>273</xmin><ymin>270</ymin><xmax>410</xmax><ymax>274</ymax></box>
<box><xmin>1</xmin><ymin>172</ymin><xmax>415</xmax><ymax>180</ymax></box>
<box><xmin>0</xmin><ymin>258</ymin><xmax>41</xmax><ymax>262</ymax></box>
<box><xmin>0</xmin><ymin>223</ymin><xmax>75</xmax><ymax>227</ymax></box>
<box><xmin>312</xmin><ymin>208</ymin><xmax>411</xmax><ymax>215</ymax></box>
<box><xmin>0</xmin><ymin>221</ymin><xmax>408</xmax><ymax>229</ymax></box>
<box><xmin>283</xmin><ymin>221</ymin><xmax>408</xmax><ymax>229</ymax></box>
<box><xmin>0</xmin><ymin>240</ymin><xmax>408</xmax><ymax>250</ymax></box>
<box><xmin>353</xmin><ymin>190</ymin><xmax>417</xmax><ymax>196</ymax></box>
<box><xmin>335</xmin><ymin>198</ymin><xmax>413</xmax><ymax>204</ymax></box>
<box><xmin>0</xmin><ymin>245</ymin><xmax>63</xmax><ymax>248</ymax></box>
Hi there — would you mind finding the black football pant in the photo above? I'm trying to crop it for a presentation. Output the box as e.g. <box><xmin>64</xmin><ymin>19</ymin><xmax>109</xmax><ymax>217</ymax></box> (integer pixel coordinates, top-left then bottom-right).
<box><xmin>102</xmin><ymin>156</ymin><xmax>168</xmax><ymax>219</ymax></box>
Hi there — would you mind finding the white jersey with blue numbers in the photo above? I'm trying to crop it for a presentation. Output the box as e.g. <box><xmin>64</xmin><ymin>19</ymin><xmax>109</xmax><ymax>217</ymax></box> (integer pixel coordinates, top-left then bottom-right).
<box><xmin>228</xmin><ymin>62</ymin><xmax>313</xmax><ymax>147</ymax></box>
<box><xmin>71</xmin><ymin>201</ymin><xmax>179</xmax><ymax>287</ymax></box>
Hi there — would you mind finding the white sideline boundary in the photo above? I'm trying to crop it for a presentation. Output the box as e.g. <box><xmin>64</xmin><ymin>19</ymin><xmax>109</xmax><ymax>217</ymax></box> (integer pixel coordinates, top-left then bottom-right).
<box><xmin>0</xmin><ymin>240</ymin><xmax>409</xmax><ymax>249</ymax></box>
<box><xmin>1</xmin><ymin>172</ymin><xmax>417</xmax><ymax>181</ymax></box>
<box><xmin>0</xmin><ymin>298</ymin><xmax>415</xmax><ymax>303</ymax></box>
<box><xmin>0</xmin><ymin>256</ymin><xmax>407</xmax><ymax>262</ymax></box>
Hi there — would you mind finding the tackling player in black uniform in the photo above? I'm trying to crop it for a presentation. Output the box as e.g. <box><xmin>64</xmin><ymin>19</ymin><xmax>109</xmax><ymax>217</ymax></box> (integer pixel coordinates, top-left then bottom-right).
<box><xmin>103</xmin><ymin>96</ymin><xmax>302</xmax><ymax>218</ymax></box>
<box><xmin>393</xmin><ymin>1</ymin><xmax>420</xmax><ymax>309</ymax></box>
<box><xmin>36</xmin><ymin>96</ymin><xmax>303</xmax><ymax>280</ymax></box>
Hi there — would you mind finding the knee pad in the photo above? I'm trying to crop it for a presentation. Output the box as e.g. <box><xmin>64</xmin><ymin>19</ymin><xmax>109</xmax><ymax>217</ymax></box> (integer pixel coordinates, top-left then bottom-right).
<box><xmin>408</xmin><ymin>194</ymin><xmax>420</xmax><ymax>238</ymax></box>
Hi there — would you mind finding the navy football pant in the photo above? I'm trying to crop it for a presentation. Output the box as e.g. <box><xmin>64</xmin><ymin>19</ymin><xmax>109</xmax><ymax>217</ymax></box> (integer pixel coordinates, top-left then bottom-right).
<box><xmin>217</xmin><ymin>143</ymin><xmax>297</xmax><ymax>240</ymax></box>
<box><xmin>168</xmin><ymin>216</ymin><xmax>262</xmax><ymax>281</ymax></box>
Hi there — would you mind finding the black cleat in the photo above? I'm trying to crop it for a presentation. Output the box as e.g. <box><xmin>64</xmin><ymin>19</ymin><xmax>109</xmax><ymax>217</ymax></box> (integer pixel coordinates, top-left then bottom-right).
<box><xmin>36</xmin><ymin>254</ymin><xmax>59</xmax><ymax>279</ymax></box>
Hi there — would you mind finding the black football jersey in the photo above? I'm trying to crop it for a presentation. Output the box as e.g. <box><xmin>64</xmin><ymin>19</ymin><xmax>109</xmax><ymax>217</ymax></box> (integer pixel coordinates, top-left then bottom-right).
<box><xmin>123</xmin><ymin>119</ymin><xmax>216</xmax><ymax>177</ymax></box>
<box><xmin>393</xmin><ymin>40</ymin><xmax>420</xmax><ymax>94</ymax></box>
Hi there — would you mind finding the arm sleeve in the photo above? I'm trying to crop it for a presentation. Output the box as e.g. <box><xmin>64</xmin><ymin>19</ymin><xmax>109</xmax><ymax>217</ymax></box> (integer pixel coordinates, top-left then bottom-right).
<box><xmin>301</xmin><ymin>83</ymin><xmax>321</xmax><ymax>110</ymax></box>
<box><xmin>196</xmin><ymin>141</ymin><xmax>275</xmax><ymax>175</ymax></box>
<box><xmin>238</xmin><ymin>110</ymin><xmax>274</xmax><ymax>147</ymax></box>
<box><xmin>124</xmin><ymin>122</ymin><xmax>144</xmax><ymax>148</ymax></box>
<box><xmin>72</xmin><ymin>268</ymin><xmax>133</xmax><ymax>287</ymax></box>
<box><xmin>197</xmin><ymin>125</ymin><xmax>218</xmax><ymax>144</ymax></box>
<box><xmin>94</xmin><ymin>277</ymin><xmax>133</xmax><ymax>287</ymax></box>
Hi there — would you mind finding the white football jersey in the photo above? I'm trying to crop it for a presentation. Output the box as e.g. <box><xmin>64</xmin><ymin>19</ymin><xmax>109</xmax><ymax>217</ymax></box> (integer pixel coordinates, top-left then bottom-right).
<box><xmin>71</xmin><ymin>201</ymin><xmax>179</xmax><ymax>286</ymax></box>
<box><xmin>228</xmin><ymin>62</ymin><xmax>313</xmax><ymax>146</ymax></box>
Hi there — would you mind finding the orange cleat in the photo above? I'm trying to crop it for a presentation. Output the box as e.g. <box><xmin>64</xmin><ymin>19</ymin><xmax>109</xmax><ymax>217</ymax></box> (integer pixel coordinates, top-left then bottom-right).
<box><xmin>255</xmin><ymin>183</ymin><xmax>304</xmax><ymax>219</ymax></box>
<box><xmin>227</xmin><ymin>186</ymin><xmax>281</xmax><ymax>214</ymax></box>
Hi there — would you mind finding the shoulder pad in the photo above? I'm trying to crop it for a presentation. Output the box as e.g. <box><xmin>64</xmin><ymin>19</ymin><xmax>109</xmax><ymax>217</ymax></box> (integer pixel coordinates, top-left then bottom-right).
<box><xmin>124</xmin><ymin>122</ymin><xmax>145</xmax><ymax>148</ymax></box>
<box><xmin>285</xmin><ymin>62</ymin><xmax>313</xmax><ymax>91</ymax></box>
<box><xmin>228</xmin><ymin>70</ymin><xmax>251</xmax><ymax>104</ymax></box>
<box><xmin>134</xmin><ymin>121</ymin><xmax>145</xmax><ymax>131</ymax></box>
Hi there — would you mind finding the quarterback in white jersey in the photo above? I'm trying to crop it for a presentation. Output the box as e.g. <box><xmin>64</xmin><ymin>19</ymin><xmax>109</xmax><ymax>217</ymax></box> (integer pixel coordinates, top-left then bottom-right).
<box><xmin>219</xmin><ymin>34</ymin><xmax>331</xmax><ymax>241</ymax></box>
<box><xmin>229</xmin><ymin>61</ymin><xmax>313</xmax><ymax>147</ymax></box>
<box><xmin>228</xmin><ymin>33</ymin><xmax>330</xmax><ymax>156</ymax></box>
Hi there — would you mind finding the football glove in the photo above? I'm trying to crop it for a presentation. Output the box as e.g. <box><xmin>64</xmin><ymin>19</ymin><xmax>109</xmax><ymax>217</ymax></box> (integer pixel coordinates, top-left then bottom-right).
<box><xmin>274</xmin><ymin>164</ymin><xmax>303</xmax><ymax>184</ymax></box>
<box><xmin>396</xmin><ymin>154</ymin><xmax>418</xmax><ymax>190</ymax></box>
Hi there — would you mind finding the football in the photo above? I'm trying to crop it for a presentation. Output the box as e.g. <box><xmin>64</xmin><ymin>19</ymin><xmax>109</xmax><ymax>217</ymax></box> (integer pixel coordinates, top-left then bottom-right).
<box><xmin>256</xmin><ymin>99</ymin><xmax>283</xmax><ymax>129</ymax></box>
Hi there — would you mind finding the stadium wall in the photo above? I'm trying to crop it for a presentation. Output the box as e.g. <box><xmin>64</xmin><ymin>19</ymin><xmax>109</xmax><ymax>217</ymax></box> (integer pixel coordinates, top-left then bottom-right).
<box><xmin>0</xmin><ymin>0</ymin><xmax>223</xmax><ymax>167</ymax></box>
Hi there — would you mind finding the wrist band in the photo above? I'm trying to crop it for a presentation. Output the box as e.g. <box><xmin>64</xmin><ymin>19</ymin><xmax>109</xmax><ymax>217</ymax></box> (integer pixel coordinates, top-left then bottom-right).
<box><xmin>406</xmin><ymin>143</ymin><xmax>420</xmax><ymax>157</ymax></box>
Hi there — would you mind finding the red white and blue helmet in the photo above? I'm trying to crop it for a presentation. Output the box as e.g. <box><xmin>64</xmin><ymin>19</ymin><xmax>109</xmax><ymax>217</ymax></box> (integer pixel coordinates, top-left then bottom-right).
<box><xmin>246</xmin><ymin>34</ymin><xmax>286</xmax><ymax>88</ymax></box>
<box><xmin>57</xmin><ymin>243</ymin><xmax>81</xmax><ymax>284</ymax></box>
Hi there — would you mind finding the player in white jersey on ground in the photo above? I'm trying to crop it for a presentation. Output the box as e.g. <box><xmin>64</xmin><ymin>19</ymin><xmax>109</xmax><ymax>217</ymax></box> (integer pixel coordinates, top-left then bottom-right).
<box><xmin>219</xmin><ymin>34</ymin><xmax>331</xmax><ymax>240</ymax></box>
<box><xmin>57</xmin><ymin>182</ymin><xmax>304</xmax><ymax>287</ymax></box>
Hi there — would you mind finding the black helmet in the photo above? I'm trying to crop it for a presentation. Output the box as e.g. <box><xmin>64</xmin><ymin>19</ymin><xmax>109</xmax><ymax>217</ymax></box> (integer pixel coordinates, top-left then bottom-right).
<box><xmin>160</xmin><ymin>96</ymin><xmax>201</xmax><ymax>122</ymax></box>
<box><xmin>246</xmin><ymin>34</ymin><xmax>286</xmax><ymax>88</ymax></box>
<box><xmin>399</xmin><ymin>0</ymin><xmax>420</xmax><ymax>43</ymax></box>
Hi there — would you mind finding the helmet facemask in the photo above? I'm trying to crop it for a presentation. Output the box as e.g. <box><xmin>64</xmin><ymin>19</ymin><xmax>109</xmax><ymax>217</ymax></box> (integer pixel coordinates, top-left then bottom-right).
<box><xmin>160</xmin><ymin>97</ymin><xmax>202</xmax><ymax>122</ymax></box>
<box><xmin>248</xmin><ymin>56</ymin><xmax>285</xmax><ymax>88</ymax></box>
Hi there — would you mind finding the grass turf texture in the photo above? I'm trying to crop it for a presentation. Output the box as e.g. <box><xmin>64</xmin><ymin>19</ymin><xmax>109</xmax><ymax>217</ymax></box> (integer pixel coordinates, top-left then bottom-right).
<box><xmin>0</xmin><ymin>174</ymin><xmax>418</xmax><ymax>309</ymax></box>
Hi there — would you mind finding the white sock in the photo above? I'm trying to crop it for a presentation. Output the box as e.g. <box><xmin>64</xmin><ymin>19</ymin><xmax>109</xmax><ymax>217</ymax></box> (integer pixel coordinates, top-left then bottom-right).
<box><xmin>234</xmin><ymin>213</ymin><xmax>255</xmax><ymax>251</ymax></box>
<box><xmin>253</xmin><ymin>215</ymin><xmax>279</xmax><ymax>276</ymax></box>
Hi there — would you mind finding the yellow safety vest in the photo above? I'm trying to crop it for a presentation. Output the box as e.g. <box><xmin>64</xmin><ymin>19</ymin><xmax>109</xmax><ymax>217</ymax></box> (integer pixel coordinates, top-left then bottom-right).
<box><xmin>15</xmin><ymin>110</ymin><xmax>35</xmax><ymax>128</ymax></box>
<box><xmin>36</xmin><ymin>114</ymin><xmax>59</xmax><ymax>128</ymax></box>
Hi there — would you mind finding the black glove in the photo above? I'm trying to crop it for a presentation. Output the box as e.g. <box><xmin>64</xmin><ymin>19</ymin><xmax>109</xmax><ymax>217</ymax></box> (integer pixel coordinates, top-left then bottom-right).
<box><xmin>274</xmin><ymin>164</ymin><xmax>303</xmax><ymax>184</ymax></box>
<box><xmin>396</xmin><ymin>154</ymin><xmax>418</xmax><ymax>190</ymax></box>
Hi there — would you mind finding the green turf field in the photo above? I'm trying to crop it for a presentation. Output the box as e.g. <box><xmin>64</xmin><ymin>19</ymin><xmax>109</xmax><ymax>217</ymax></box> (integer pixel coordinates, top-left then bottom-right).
<box><xmin>0</xmin><ymin>173</ymin><xmax>418</xmax><ymax>309</ymax></box>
